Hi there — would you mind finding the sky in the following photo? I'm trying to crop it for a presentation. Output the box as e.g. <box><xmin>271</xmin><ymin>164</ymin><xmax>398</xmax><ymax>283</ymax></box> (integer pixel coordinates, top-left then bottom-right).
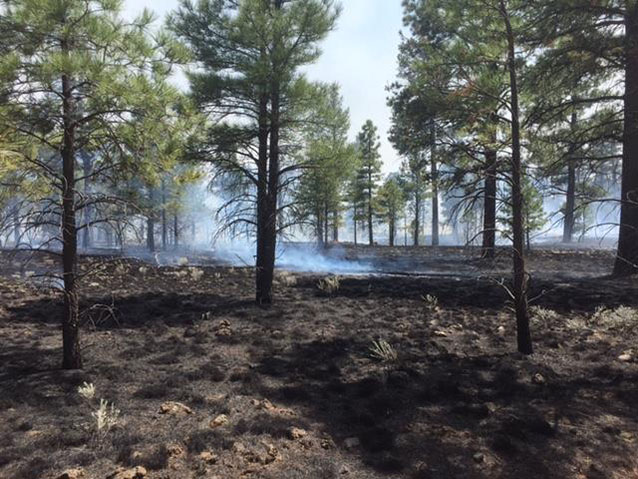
<box><xmin>123</xmin><ymin>0</ymin><xmax>406</xmax><ymax>173</ymax></box>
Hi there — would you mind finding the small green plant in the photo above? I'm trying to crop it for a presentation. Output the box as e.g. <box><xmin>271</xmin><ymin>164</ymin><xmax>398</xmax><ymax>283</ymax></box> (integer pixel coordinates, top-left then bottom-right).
<box><xmin>317</xmin><ymin>275</ymin><xmax>340</xmax><ymax>295</ymax></box>
<box><xmin>369</xmin><ymin>339</ymin><xmax>398</xmax><ymax>362</ymax></box>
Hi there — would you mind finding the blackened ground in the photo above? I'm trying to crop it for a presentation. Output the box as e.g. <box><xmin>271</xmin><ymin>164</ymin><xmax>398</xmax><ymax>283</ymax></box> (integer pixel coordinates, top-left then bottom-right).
<box><xmin>0</xmin><ymin>246</ymin><xmax>637</xmax><ymax>479</ymax></box>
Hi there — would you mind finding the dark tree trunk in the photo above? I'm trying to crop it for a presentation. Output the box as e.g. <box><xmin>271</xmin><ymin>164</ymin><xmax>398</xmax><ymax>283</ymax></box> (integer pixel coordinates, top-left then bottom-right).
<box><xmin>146</xmin><ymin>216</ymin><xmax>155</xmax><ymax>252</ymax></box>
<box><xmin>161</xmin><ymin>179</ymin><xmax>167</xmax><ymax>251</ymax></box>
<box><xmin>12</xmin><ymin>203</ymin><xmax>20</xmax><ymax>246</ymax></box>
<box><xmin>324</xmin><ymin>203</ymin><xmax>329</xmax><ymax>244</ymax></box>
<box><xmin>502</xmin><ymin>0</ymin><xmax>533</xmax><ymax>355</ymax></box>
<box><xmin>353</xmin><ymin>205</ymin><xmax>358</xmax><ymax>246</ymax></box>
<box><xmin>332</xmin><ymin>210</ymin><xmax>339</xmax><ymax>242</ymax></box>
<box><xmin>255</xmin><ymin>92</ymin><xmax>269</xmax><ymax>302</ymax></box>
<box><xmin>388</xmin><ymin>214</ymin><xmax>395</xmax><ymax>247</ymax></box>
<box><xmin>256</xmin><ymin>72</ymin><xmax>280</xmax><ymax>305</ymax></box>
<box><xmin>174</xmin><ymin>214</ymin><xmax>179</xmax><ymax>249</ymax></box>
<box><xmin>414</xmin><ymin>185</ymin><xmax>421</xmax><ymax>246</ymax></box>
<box><xmin>614</xmin><ymin>6</ymin><xmax>638</xmax><ymax>276</ymax></box>
<box><xmin>81</xmin><ymin>153</ymin><xmax>92</xmax><ymax>250</ymax></box>
<box><xmin>316</xmin><ymin>207</ymin><xmax>325</xmax><ymax>246</ymax></box>
<box><xmin>61</xmin><ymin>71</ymin><xmax>82</xmax><ymax>369</ymax></box>
<box><xmin>482</xmin><ymin>149</ymin><xmax>498</xmax><ymax>258</ymax></box>
<box><xmin>430</xmin><ymin>122</ymin><xmax>440</xmax><ymax>246</ymax></box>
<box><xmin>563</xmin><ymin>112</ymin><xmax>578</xmax><ymax>243</ymax></box>
<box><xmin>367</xmin><ymin>172</ymin><xmax>374</xmax><ymax>245</ymax></box>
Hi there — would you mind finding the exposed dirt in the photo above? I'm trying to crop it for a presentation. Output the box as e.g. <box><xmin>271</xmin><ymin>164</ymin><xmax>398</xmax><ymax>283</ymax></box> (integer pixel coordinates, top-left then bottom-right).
<box><xmin>0</xmin><ymin>246</ymin><xmax>637</xmax><ymax>479</ymax></box>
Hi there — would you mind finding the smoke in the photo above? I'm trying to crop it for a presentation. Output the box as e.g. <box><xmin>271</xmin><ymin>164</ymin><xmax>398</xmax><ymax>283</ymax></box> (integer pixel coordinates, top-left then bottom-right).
<box><xmin>211</xmin><ymin>240</ymin><xmax>374</xmax><ymax>274</ymax></box>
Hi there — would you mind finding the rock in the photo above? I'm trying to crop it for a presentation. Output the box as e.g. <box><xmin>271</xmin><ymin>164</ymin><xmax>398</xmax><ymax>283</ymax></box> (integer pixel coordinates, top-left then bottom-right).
<box><xmin>57</xmin><ymin>469</ymin><xmax>85</xmax><ymax>479</ymax></box>
<box><xmin>343</xmin><ymin>437</ymin><xmax>360</xmax><ymax>449</ymax></box>
<box><xmin>107</xmin><ymin>466</ymin><xmax>147</xmax><ymax>479</ymax></box>
<box><xmin>433</xmin><ymin>330</ymin><xmax>448</xmax><ymax>337</ymax></box>
<box><xmin>497</xmin><ymin>326</ymin><xmax>506</xmax><ymax>336</ymax></box>
<box><xmin>472</xmin><ymin>452</ymin><xmax>485</xmax><ymax>464</ymax></box>
<box><xmin>288</xmin><ymin>427</ymin><xmax>308</xmax><ymax>440</ymax></box>
<box><xmin>340</xmin><ymin>465</ymin><xmax>350</xmax><ymax>475</ymax></box>
<box><xmin>215</xmin><ymin>319</ymin><xmax>232</xmax><ymax>337</ymax></box>
<box><xmin>532</xmin><ymin>373</ymin><xmax>546</xmax><ymax>385</ymax></box>
<box><xmin>159</xmin><ymin>401</ymin><xmax>193</xmax><ymax>416</ymax></box>
<box><xmin>210</xmin><ymin>414</ymin><xmax>229</xmax><ymax>428</ymax></box>
<box><xmin>320</xmin><ymin>438</ymin><xmax>336</xmax><ymax>450</ymax></box>
<box><xmin>199</xmin><ymin>451</ymin><xmax>218</xmax><ymax>464</ymax></box>
<box><xmin>260</xmin><ymin>442</ymin><xmax>279</xmax><ymax>464</ymax></box>
<box><xmin>618</xmin><ymin>353</ymin><xmax>632</xmax><ymax>362</ymax></box>
<box><xmin>166</xmin><ymin>443</ymin><xmax>185</xmax><ymax>458</ymax></box>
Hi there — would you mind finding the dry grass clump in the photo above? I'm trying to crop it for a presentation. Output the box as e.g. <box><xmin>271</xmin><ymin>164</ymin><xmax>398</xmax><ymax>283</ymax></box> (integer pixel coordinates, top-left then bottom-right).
<box><xmin>317</xmin><ymin>275</ymin><xmax>340</xmax><ymax>295</ymax></box>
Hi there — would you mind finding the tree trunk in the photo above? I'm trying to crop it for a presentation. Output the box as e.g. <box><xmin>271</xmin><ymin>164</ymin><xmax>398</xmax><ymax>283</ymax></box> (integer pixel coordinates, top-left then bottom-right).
<box><xmin>61</xmin><ymin>71</ymin><xmax>82</xmax><ymax>369</ymax></box>
<box><xmin>316</xmin><ymin>207</ymin><xmax>324</xmax><ymax>246</ymax></box>
<box><xmin>255</xmin><ymin>91</ymin><xmax>269</xmax><ymax>302</ymax></box>
<box><xmin>256</xmin><ymin>64</ymin><xmax>280</xmax><ymax>304</ymax></box>
<box><xmin>12</xmin><ymin>202</ymin><xmax>20</xmax><ymax>246</ymax></box>
<box><xmin>482</xmin><ymin>149</ymin><xmax>498</xmax><ymax>258</ymax></box>
<box><xmin>332</xmin><ymin>210</ymin><xmax>339</xmax><ymax>242</ymax></box>
<box><xmin>146</xmin><ymin>216</ymin><xmax>155</xmax><ymax>252</ymax></box>
<box><xmin>614</xmin><ymin>6</ymin><xmax>638</xmax><ymax>276</ymax></box>
<box><xmin>324</xmin><ymin>203</ymin><xmax>329</xmax><ymax>244</ymax></box>
<box><xmin>368</xmin><ymin>172</ymin><xmax>374</xmax><ymax>245</ymax></box>
<box><xmin>563</xmin><ymin>112</ymin><xmax>578</xmax><ymax>243</ymax></box>
<box><xmin>389</xmin><ymin>215</ymin><xmax>395</xmax><ymax>246</ymax></box>
<box><xmin>502</xmin><ymin>0</ymin><xmax>533</xmax><ymax>355</ymax></box>
<box><xmin>414</xmin><ymin>185</ymin><xmax>421</xmax><ymax>246</ymax></box>
<box><xmin>174</xmin><ymin>213</ymin><xmax>179</xmax><ymax>249</ymax></box>
<box><xmin>81</xmin><ymin>153</ymin><xmax>92</xmax><ymax>250</ymax></box>
<box><xmin>430</xmin><ymin>122</ymin><xmax>440</xmax><ymax>246</ymax></box>
<box><xmin>161</xmin><ymin>179</ymin><xmax>167</xmax><ymax>251</ymax></box>
<box><xmin>353</xmin><ymin>205</ymin><xmax>358</xmax><ymax>246</ymax></box>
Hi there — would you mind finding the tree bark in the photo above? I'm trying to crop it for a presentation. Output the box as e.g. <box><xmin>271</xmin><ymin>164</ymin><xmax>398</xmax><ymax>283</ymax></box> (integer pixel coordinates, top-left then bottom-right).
<box><xmin>174</xmin><ymin>213</ymin><xmax>179</xmax><ymax>249</ymax></box>
<box><xmin>389</xmin><ymin>214</ymin><xmax>395</xmax><ymax>246</ymax></box>
<box><xmin>563</xmin><ymin>112</ymin><xmax>578</xmax><ymax>243</ymax></box>
<box><xmin>414</xmin><ymin>183</ymin><xmax>421</xmax><ymax>246</ymax></box>
<box><xmin>61</xmin><ymin>70</ymin><xmax>82</xmax><ymax>369</ymax></box>
<box><xmin>614</xmin><ymin>5</ymin><xmax>638</xmax><ymax>276</ymax></box>
<box><xmin>255</xmin><ymin>91</ymin><xmax>269</xmax><ymax>302</ymax></box>
<box><xmin>367</xmin><ymin>170</ymin><xmax>374</xmax><ymax>245</ymax></box>
<box><xmin>81</xmin><ymin>153</ymin><xmax>92</xmax><ymax>250</ymax></box>
<box><xmin>256</xmin><ymin>53</ymin><xmax>280</xmax><ymax>304</ymax></box>
<box><xmin>332</xmin><ymin>210</ymin><xmax>339</xmax><ymax>242</ymax></box>
<box><xmin>353</xmin><ymin>205</ymin><xmax>358</xmax><ymax>246</ymax></box>
<box><xmin>161</xmin><ymin>179</ymin><xmax>167</xmax><ymax>251</ymax></box>
<box><xmin>430</xmin><ymin>122</ymin><xmax>440</xmax><ymax>246</ymax></box>
<box><xmin>146</xmin><ymin>216</ymin><xmax>155</xmax><ymax>252</ymax></box>
<box><xmin>502</xmin><ymin>0</ymin><xmax>533</xmax><ymax>355</ymax></box>
<box><xmin>12</xmin><ymin>202</ymin><xmax>20</xmax><ymax>246</ymax></box>
<box><xmin>482</xmin><ymin>149</ymin><xmax>497</xmax><ymax>258</ymax></box>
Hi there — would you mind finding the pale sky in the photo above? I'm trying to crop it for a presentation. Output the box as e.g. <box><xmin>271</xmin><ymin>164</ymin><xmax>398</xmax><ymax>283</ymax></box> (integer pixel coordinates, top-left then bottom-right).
<box><xmin>123</xmin><ymin>0</ymin><xmax>405</xmax><ymax>173</ymax></box>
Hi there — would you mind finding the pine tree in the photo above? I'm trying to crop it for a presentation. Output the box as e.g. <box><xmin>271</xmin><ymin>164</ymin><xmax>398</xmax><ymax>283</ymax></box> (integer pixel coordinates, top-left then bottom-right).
<box><xmin>354</xmin><ymin>120</ymin><xmax>383</xmax><ymax>246</ymax></box>
<box><xmin>171</xmin><ymin>0</ymin><xmax>340</xmax><ymax>304</ymax></box>
<box><xmin>376</xmin><ymin>174</ymin><xmax>406</xmax><ymax>247</ymax></box>
<box><xmin>0</xmin><ymin>0</ymin><xmax>185</xmax><ymax>368</ymax></box>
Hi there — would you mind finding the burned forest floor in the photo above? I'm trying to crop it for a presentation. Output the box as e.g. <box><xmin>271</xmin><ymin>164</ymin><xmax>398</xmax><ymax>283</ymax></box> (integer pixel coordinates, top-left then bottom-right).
<box><xmin>0</xmin><ymin>245</ymin><xmax>637</xmax><ymax>479</ymax></box>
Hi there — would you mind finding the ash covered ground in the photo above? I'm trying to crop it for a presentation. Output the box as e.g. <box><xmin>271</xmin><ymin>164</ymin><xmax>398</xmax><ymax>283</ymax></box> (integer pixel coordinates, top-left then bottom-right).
<box><xmin>0</xmin><ymin>245</ymin><xmax>637</xmax><ymax>479</ymax></box>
